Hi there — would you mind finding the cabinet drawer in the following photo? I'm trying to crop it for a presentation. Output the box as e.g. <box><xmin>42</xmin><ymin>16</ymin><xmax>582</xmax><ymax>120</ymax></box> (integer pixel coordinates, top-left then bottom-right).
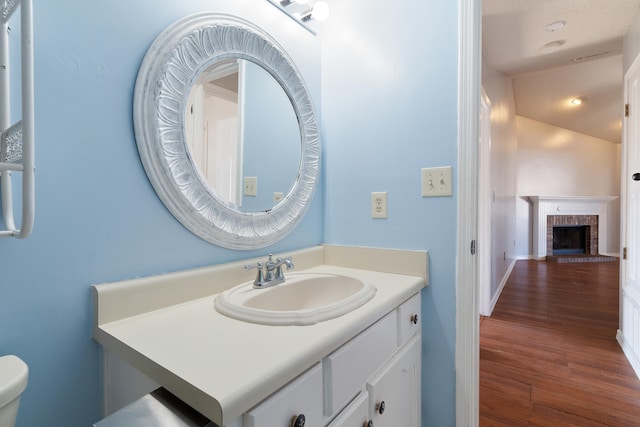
<box><xmin>397</xmin><ymin>293</ymin><xmax>421</xmax><ymax>347</ymax></box>
<box><xmin>244</xmin><ymin>363</ymin><xmax>323</xmax><ymax>427</ymax></box>
<box><xmin>324</xmin><ymin>311</ymin><xmax>398</xmax><ymax>417</ymax></box>
<box><xmin>326</xmin><ymin>391</ymin><xmax>370</xmax><ymax>427</ymax></box>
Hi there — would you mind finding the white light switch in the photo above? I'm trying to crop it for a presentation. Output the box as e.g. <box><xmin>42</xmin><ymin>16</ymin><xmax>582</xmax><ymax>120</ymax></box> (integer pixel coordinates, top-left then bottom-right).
<box><xmin>244</xmin><ymin>176</ymin><xmax>257</xmax><ymax>196</ymax></box>
<box><xmin>421</xmin><ymin>166</ymin><xmax>453</xmax><ymax>197</ymax></box>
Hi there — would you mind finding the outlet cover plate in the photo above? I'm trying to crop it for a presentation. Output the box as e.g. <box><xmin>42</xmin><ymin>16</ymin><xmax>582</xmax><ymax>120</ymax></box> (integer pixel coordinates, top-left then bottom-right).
<box><xmin>371</xmin><ymin>192</ymin><xmax>388</xmax><ymax>218</ymax></box>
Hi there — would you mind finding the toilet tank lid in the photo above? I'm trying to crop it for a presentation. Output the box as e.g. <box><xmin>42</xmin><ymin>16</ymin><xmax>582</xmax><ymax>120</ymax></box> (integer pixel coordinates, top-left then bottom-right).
<box><xmin>0</xmin><ymin>356</ymin><xmax>28</xmax><ymax>407</ymax></box>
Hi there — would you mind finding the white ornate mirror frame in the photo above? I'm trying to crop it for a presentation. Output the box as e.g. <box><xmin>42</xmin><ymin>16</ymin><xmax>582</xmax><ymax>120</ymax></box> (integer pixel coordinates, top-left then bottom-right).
<box><xmin>133</xmin><ymin>13</ymin><xmax>320</xmax><ymax>250</ymax></box>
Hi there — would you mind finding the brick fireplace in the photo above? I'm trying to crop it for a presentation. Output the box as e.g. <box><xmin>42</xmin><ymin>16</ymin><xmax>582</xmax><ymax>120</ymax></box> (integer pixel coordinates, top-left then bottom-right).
<box><xmin>547</xmin><ymin>215</ymin><xmax>598</xmax><ymax>255</ymax></box>
<box><xmin>528</xmin><ymin>196</ymin><xmax>617</xmax><ymax>259</ymax></box>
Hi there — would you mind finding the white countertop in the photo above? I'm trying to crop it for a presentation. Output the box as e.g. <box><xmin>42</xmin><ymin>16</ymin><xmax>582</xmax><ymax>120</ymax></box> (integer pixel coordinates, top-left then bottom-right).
<box><xmin>93</xmin><ymin>245</ymin><xmax>427</xmax><ymax>425</ymax></box>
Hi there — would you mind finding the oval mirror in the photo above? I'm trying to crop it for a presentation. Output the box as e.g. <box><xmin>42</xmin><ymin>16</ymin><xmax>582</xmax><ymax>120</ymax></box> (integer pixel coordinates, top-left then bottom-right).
<box><xmin>133</xmin><ymin>13</ymin><xmax>320</xmax><ymax>250</ymax></box>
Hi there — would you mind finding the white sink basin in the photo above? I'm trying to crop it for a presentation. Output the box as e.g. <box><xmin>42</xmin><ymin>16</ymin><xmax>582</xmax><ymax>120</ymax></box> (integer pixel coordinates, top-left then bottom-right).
<box><xmin>214</xmin><ymin>272</ymin><xmax>376</xmax><ymax>326</ymax></box>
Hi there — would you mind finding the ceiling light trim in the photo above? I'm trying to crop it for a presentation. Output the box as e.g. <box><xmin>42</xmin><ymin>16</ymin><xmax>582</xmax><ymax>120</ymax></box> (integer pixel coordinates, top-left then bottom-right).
<box><xmin>545</xmin><ymin>20</ymin><xmax>567</xmax><ymax>32</ymax></box>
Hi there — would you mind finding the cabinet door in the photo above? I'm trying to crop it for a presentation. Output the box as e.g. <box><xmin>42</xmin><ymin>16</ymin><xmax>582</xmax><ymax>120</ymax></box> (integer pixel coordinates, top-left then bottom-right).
<box><xmin>244</xmin><ymin>363</ymin><xmax>323</xmax><ymax>427</ymax></box>
<box><xmin>366</xmin><ymin>336</ymin><xmax>421</xmax><ymax>427</ymax></box>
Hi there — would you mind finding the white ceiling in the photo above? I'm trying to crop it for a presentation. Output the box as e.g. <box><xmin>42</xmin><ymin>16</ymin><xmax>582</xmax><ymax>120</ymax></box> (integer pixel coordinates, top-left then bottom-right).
<box><xmin>482</xmin><ymin>0</ymin><xmax>640</xmax><ymax>143</ymax></box>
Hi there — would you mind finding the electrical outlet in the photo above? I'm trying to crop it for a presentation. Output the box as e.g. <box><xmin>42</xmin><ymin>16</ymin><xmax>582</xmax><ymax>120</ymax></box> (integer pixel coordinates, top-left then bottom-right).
<box><xmin>371</xmin><ymin>192</ymin><xmax>388</xmax><ymax>218</ymax></box>
<box><xmin>243</xmin><ymin>176</ymin><xmax>257</xmax><ymax>196</ymax></box>
<box><xmin>421</xmin><ymin>166</ymin><xmax>453</xmax><ymax>197</ymax></box>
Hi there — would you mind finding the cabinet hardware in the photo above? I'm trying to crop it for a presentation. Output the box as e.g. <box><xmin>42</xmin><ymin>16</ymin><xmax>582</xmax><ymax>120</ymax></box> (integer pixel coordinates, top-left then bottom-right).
<box><xmin>376</xmin><ymin>400</ymin><xmax>386</xmax><ymax>415</ymax></box>
<box><xmin>411</xmin><ymin>314</ymin><xmax>419</xmax><ymax>325</ymax></box>
<box><xmin>363</xmin><ymin>421</ymin><xmax>373</xmax><ymax>427</ymax></box>
<box><xmin>290</xmin><ymin>413</ymin><xmax>305</xmax><ymax>427</ymax></box>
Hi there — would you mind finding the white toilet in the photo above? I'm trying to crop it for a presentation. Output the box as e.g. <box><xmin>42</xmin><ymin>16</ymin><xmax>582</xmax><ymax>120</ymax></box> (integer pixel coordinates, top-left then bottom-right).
<box><xmin>0</xmin><ymin>355</ymin><xmax>28</xmax><ymax>427</ymax></box>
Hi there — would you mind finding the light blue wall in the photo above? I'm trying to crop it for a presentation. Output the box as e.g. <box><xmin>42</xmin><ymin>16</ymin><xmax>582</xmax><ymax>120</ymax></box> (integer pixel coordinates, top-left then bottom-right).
<box><xmin>241</xmin><ymin>61</ymin><xmax>300</xmax><ymax>212</ymax></box>
<box><xmin>320</xmin><ymin>1</ymin><xmax>459</xmax><ymax>426</ymax></box>
<box><xmin>3</xmin><ymin>1</ymin><xmax>462</xmax><ymax>426</ymax></box>
<box><xmin>1</xmin><ymin>1</ymin><xmax>321</xmax><ymax>426</ymax></box>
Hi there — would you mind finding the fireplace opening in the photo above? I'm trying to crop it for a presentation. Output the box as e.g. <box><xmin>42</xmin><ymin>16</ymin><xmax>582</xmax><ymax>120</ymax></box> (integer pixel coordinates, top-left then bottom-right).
<box><xmin>553</xmin><ymin>225</ymin><xmax>589</xmax><ymax>255</ymax></box>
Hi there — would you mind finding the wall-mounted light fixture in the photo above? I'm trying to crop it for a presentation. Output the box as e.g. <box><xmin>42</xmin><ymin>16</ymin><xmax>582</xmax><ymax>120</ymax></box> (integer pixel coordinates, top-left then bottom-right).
<box><xmin>300</xmin><ymin>1</ymin><xmax>330</xmax><ymax>22</ymax></box>
<box><xmin>571</xmin><ymin>97</ymin><xmax>585</xmax><ymax>106</ymax></box>
<box><xmin>280</xmin><ymin>0</ymin><xmax>308</xmax><ymax>7</ymax></box>
<box><xmin>267</xmin><ymin>0</ymin><xmax>330</xmax><ymax>34</ymax></box>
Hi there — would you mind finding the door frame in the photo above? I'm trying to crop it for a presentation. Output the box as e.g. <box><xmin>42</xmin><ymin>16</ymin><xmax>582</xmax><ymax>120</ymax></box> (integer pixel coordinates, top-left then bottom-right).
<box><xmin>456</xmin><ymin>0</ymin><xmax>481</xmax><ymax>425</ymax></box>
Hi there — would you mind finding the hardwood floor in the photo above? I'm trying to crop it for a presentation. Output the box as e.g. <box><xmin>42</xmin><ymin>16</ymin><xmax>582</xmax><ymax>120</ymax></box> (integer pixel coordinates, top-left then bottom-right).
<box><xmin>480</xmin><ymin>259</ymin><xmax>640</xmax><ymax>426</ymax></box>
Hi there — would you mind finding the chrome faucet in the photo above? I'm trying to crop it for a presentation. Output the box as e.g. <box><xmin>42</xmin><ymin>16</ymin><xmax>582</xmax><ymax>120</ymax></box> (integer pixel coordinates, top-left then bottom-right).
<box><xmin>244</xmin><ymin>254</ymin><xmax>294</xmax><ymax>288</ymax></box>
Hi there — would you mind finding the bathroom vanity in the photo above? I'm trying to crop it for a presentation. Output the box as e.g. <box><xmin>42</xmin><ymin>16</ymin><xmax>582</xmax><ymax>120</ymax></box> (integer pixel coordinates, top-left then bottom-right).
<box><xmin>93</xmin><ymin>245</ymin><xmax>427</xmax><ymax>427</ymax></box>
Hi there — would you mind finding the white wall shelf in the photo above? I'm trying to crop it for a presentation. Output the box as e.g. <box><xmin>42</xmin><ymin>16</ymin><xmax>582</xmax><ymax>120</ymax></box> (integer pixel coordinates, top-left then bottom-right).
<box><xmin>0</xmin><ymin>0</ymin><xmax>35</xmax><ymax>238</ymax></box>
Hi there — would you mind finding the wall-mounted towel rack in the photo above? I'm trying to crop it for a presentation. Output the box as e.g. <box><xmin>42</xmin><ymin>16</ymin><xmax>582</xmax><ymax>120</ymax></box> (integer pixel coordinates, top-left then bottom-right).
<box><xmin>0</xmin><ymin>0</ymin><xmax>34</xmax><ymax>238</ymax></box>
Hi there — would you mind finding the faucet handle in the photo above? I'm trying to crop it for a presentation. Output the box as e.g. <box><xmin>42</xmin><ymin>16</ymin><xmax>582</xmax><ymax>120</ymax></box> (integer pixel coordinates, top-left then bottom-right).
<box><xmin>243</xmin><ymin>261</ymin><xmax>264</xmax><ymax>271</ymax></box>
<box><xmin>244</xmin><ymin>261</ymin><xmax>266</xmax><ymax>287</ymax></box>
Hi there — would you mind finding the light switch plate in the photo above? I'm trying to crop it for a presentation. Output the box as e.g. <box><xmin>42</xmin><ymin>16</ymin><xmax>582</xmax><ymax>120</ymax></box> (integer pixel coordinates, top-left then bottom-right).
<box><xmin>243</xmin><ymin>176</ymin><xmax>257</xmax><ymax>197</ymax></box>
<box><xmin>421</xmin><ymin>166</ymin><xmax>453</xmax><ymax>197</ymax></box>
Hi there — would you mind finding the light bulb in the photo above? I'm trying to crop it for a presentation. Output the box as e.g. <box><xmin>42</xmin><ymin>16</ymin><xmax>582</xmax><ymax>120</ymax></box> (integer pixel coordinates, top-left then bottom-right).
<box><xmin>311</xmin><ymin>1</ymin><xmax>330</xmax><ymax>21</ymax></box>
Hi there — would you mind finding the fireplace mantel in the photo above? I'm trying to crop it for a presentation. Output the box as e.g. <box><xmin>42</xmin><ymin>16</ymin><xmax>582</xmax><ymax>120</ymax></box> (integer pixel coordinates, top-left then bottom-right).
<box><xmin>528</xmin><ymin>196</ymin><xmax>618</xmax><ymax>259</ymax></box>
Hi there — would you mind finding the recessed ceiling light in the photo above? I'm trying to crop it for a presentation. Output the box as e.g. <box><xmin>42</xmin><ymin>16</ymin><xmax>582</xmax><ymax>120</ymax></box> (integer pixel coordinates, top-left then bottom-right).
<box><xmin>543</xmin><ymin>40</ymin><xmax>565</xmax><ymax>50</ymax></box>
<box><xmin>545</xmin><ymin>20</ymin><xmax>567</xmax><ymax>32</ymax></box>
<box><xmin>571</xmin><ymin>97</ymin><xmax>585</xmax><ymax>105</ymax></box>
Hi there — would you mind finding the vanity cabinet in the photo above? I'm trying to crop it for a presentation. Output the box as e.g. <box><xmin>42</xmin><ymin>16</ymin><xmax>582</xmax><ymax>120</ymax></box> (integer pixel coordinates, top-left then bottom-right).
<box><xmin>94</xmin><ymin>250</ymin><xmax>427</xmax><ymax>427</ymax></box>
<box><xmin>240</xmin><ymin>293</ymin><xmax>421</xmax><ymax>427</ymax></box>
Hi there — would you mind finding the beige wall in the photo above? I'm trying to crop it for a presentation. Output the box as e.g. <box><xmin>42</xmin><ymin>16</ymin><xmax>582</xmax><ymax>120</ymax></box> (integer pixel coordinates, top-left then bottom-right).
<box><xmin>515</xmin><ymin>116</ymin><xmax>621</xmax><ymax>255</ymax></box>
<box><xmin>624</xmin><ymin>7</ymin><xmax>640</xmax><ymax>72</ymax></box>
<box><xmin>481</xmin><ymin>60</ymin><xmax>518</xmax><ymax>297</ymax></box>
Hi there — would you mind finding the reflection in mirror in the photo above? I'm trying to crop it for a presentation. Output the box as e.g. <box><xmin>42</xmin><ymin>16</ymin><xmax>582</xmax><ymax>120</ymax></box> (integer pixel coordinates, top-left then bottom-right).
<box><xmin>185</xmin><ymin>59</ymin><xmax>301</xmax><ymax>212</ymax></box>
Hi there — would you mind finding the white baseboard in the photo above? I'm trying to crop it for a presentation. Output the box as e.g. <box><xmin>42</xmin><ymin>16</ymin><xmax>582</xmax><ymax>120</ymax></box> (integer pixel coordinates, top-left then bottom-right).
<box><xmin>617</xmin><ymin>329</ymin><xmax>640</xmax><ymax>380</ymax></box>
<box><xmin>483</xmin><ymin>258</ymin><xmax>517</xmax><ymax>316</ymax></box>
<box><xmin>516</xmin><ymin>253</ymin><xmax>621</xmax><ymax>260</ymax></box>
<box><xmin>601</xmin><ymin>252</ymin><xmax>620</xmax><ymax>257</ymax></box>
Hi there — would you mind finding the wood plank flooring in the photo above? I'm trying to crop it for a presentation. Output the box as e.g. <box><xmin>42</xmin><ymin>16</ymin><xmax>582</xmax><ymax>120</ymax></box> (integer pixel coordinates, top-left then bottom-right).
<box><xmin>480</xmin><ymin>259</ymin><xmax>640</xmax><ymax>426</ymax></box>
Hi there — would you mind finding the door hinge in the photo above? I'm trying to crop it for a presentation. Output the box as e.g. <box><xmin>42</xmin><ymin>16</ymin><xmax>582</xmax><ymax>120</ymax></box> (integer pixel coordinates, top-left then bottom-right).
<box><xmin>625</xmin><ymin>103</ymin><xmax>630</xmax><ymax>117</ymax></box>
<box><xmin>471</xmin><ymin>239</ymin><xmax>477</xmax><ymax>255</ymax></box>
<box><xmin>624</xmin><ymin>247</ymin><xmax>627</xmax><ymax>260</ymax></box>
